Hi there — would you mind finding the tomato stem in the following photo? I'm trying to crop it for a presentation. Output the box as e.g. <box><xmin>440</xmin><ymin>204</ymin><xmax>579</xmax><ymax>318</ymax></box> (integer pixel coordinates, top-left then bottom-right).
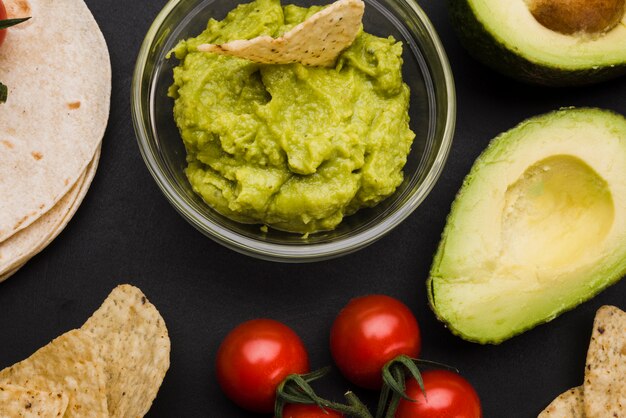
<box><xmin>275</xmin><ymin>369</ymin><xmax>373</xmax><ymax>418</ymax></box>
<box><xmin>0</xmin><ymin>17</ymin><xmax>30</xmax><ymax>30</ymax></box>
<box><xmin>376</xmin><ymin>362</ymin><xmax>407</xmax><ymax>418</ymax></box>
<box><xmin>0</xmin><ymin>82</ymin><xmax>7</xmax><ymax>104</ymax></box>
<box><xmin>0</xmin><ymin>16</ymin><xmax>31</xmax><ymax>104</ymax></box>
<box><xmin>375</xmin><ymin>356</ymin><xmax>460</xmax><ymax>417</ymax></box>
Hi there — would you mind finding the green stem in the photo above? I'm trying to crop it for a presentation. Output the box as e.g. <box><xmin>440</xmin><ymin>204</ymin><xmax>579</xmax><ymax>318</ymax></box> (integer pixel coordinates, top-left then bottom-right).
<box><xmin>0</xmin><ymin>82</ymin><xmax>7</xmax><ymax>104</ymax></box>
<box><xmin>0</xmin><ymin>17</ymin><xmax>31</xmax><ymax>104</ymax></box>
<box><xmin>383</xmin><ymin>366</ymin><xmax>405</xmax><ymax>418</ymax></box>
<box><xmin>275</xmin><ymin>369</ymin><xmax>373</xmax><ymax>418</ymax></box>
<box><xmin>377</xmin><ymin>355</ymin><xmax>458</xmax><ymax>417</ymax></box>
<box><xmin>0</xmin><ymin>17</ymin><xmax>31</xmax><ymax>30</ymax></box>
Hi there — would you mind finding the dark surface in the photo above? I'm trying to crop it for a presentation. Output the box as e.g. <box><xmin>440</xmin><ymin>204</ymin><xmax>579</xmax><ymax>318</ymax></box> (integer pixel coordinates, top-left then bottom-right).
<box><xmin>1</xmin><ymin>0</ymin><xmax>625</xmax><ymax>417</ymax></box>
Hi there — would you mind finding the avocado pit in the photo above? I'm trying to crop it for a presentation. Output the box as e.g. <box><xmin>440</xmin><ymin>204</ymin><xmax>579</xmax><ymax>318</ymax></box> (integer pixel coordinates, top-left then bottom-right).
<box><xmin>502</xmin><ymin>155</ymin><xmax>614</xmax><ymax>269</ymax></box>
<box><xmin>527</xmin><ymin>0</ymin><xmax>625</xmax><ymax>35</ymax></box>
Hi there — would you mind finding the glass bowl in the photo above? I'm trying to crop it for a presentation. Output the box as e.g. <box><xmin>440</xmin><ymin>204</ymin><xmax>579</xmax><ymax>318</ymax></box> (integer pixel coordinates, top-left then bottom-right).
<box><xmin>132</xmin><ymin>0</ymin><xmax>455</xmax><ymax>262</ymax></box>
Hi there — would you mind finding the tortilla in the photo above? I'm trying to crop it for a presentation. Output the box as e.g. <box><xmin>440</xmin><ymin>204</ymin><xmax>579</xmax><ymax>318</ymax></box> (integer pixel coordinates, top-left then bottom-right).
<box><xmin>0</xmin><ymin>0</ymin><xmax>110</xmax><ymax>242</ymax></box>
<box><xmin>0</xmin><ymin>384</ymin><xmax>69</xmax><ymax>417</ymax></box>
<box><xmin>82</xmin><ymin>285</ymin><xmax>171</xmax><ymax>418</ymax></box>
<box><xmin>0</xmin><ymin>145</ymin><xmax>101</xmax><ymax>278</ymax></box>
<box><xmin>197</xmin><ymin>0</ymin><xmax>364</xmax><ymax>66</ymax></box>
<box><xmin>0</xmin><ymin>263</ymin><xmax>23</xmax><ymax>282</ymax></box>
<box><xmin>538</xmin><ymin>386</ymin><xmax>585</xmax><ymax>418</ymax></box>
<box><xmin>583</xmin><ymin>305</ymin><xmax>626</xmax><ymax>418</ymax></box>
<box><xmin>0</xmin><ymin>329</ymin><xmax>109</xmax><ymax>418</ymax></box>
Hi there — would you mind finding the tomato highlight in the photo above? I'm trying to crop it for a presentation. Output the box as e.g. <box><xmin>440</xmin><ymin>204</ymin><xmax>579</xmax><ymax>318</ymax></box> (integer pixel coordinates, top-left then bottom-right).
<box><xmin>395</xmin><ymin>370</ymin><xmax>482</xmax><ymax>418</ymax></box>
<box><xmin>330</xmin><ymin>295</ymin><xmax>421</xmax><ymax>390</ymax></box>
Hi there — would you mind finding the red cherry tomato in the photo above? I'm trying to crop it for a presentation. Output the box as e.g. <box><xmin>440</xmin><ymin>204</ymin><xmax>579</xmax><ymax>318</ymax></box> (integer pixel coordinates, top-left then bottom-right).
<box><xmin>330</xmin><ymin>295</ymin><xmax>421</xmax><ymax>390</ymax></box>
<box><xmin>281</xmin><ymin>404</ymin><xmax>344</xmax><ymax>418</ymax></box>
<box><xmin>0</xmin><ymin>1</ymin><xmax>8</xmax><ymax>47</ymax></box>
<box><xmin>216</xmin><ymin>319</ymin><xmax>310</xmax><ymax>413</ymax></box>
<box><xmin>395</xmin><ymin>370</ymin><xmax>482</xmax><ymax>418</ymax></box>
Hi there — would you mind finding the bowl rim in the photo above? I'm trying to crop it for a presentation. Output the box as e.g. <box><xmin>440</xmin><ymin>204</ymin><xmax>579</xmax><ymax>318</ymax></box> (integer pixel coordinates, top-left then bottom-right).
<box><xmin>131</xmin><ymin>0</ymin><xmax>456</xmax><ymax>262</ymax></box>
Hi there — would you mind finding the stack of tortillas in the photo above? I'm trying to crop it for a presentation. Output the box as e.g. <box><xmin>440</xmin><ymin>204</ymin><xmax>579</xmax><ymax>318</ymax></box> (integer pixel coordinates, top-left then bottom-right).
<box><xmin>538</xmin><ymin>305</ymin><xmax>626</xmax><ymax>417</ymax></box>
<box><xmin>0</xmin><ymin>0</ymin><xmax>110</xmax><ymax>282</ymax></box>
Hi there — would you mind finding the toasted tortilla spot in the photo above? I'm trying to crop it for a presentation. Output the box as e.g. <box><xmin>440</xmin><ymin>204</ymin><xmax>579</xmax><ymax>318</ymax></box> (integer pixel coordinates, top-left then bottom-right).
<box><xmin>5</xmin><ymin>0</ymin><xmax>31</xmax><ymax>17</ymax></box>
<box><xmin>1</xmin><ymin>140</ymin><xmax>14</xmax><ymax>148</ymax></box>
<box><xmin>68</xmin><ymin>101</ymin><xmax>81</xmax><ymax>109</ymax></box>
<box><xmin>31</xmin><ymin>151</ymin><xmax>43</xmax><ymax>160</ymax></box>
<box><xmin>13</xmin><ymin>215</ymin><xmax>31</xmax><ymax>230</ymax></box>
<box><xmin>583</xmin><ymin>305</ymin><xmax>626</xmax><ymax>418</ymax></box>
<box><xmin>198</xmin><ymin>0</ymin><xmax>364</xmax><ymax>67</ymax></box>
<box><xmin>5</xmin><ymin>0</ymin><xmax>33</xmax><ymax>29</ymax></box>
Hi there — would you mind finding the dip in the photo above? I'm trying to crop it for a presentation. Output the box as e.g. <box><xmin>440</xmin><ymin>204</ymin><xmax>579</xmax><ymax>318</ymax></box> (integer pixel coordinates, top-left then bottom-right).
<box><xmin>169</xmin><ymin>0</ymin><xmax>415</xmax><ymax>233</ymax></box>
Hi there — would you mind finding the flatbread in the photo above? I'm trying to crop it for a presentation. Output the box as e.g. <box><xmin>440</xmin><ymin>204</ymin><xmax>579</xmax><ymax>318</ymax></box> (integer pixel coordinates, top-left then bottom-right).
<box><xmin>82</xmin><ymin>285</ymin><xmax>171</xmax><ymax>418</ymax></box>
<box><xmin>0</xmin><ymin>0</ymin><xmax>110</xmax><ymax>242</ymax></box>
<box><xmin>0</xmin><ymin>145</ymin><xmax>101</xmax><ymax>278</ymax></box>
<box><xmin>584</xmin><ymin>305</ymin><xmax>626</xmax><ymax>417</ymax></box>
<box><xmin>0</xmin><ymin>384</ymin><xmax>69</xmax><ymax>417</ymax></box>
<box><xmin>198</xmin><ymin>0</ymin><xmax>364</xmax><ymax>66</ymax></box>
<box><xmin>538</xmin><ymin>386</ymin><xmax>585</xmax><ymax>418</ymax></box>
<box><xmin>0</xmin><ymin>262</ymin><xmax>23</xmax><ymax>283</ymax></box>
<box><xmin>0</xmin><ymin>329</ymin><xmax>109</xmax><ymax>418</ymax></box>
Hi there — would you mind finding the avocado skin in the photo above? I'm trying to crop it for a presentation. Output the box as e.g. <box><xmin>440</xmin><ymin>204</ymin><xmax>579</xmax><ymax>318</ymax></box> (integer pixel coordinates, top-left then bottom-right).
<box><xmin>427</xmin><ymin>108</ymin><xmax>626</xmax><ymax>344</ymax></box>
<box><xmin>448</xmin><ymin>0</ymin><xmax>626</xmax><ymax>87</ymax></box>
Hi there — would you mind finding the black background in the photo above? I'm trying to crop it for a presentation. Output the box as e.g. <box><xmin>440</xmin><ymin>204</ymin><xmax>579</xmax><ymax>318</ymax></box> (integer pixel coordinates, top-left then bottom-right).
<box><xmin>1</xmin><ymin>0</ymin><xmax>625</xmax><ymax>416</ymax></box>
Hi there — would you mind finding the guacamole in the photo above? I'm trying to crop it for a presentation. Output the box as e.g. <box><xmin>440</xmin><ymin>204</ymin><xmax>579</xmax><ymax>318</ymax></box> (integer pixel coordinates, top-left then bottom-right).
<box><xmin>169</xmin><ymin>0</ymin><xmax>415</xmax><ymax>233</ymax></box>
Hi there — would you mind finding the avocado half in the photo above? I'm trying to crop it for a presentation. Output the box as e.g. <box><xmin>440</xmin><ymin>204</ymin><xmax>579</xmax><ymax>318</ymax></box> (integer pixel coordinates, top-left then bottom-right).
<box><xmin>449</xmin><ymin>0</ymin><xmax>626</xmax><ymax>86</ymax></box>
<box><xmin>428</xmin><ymin>108</ymin><xmax>626</xmax><ymax>344</ymax></box>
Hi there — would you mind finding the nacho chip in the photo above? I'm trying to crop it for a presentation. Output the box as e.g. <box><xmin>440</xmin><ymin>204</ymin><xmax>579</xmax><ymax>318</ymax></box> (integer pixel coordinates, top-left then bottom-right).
<box><xmin>82</xmin><ymin>285</ymin><xmax>170</xmax><ymax>418</ymax></box>
<box><xmin>0</xmin><ymin>330</ymin><xmax>108</xmax><ymax>418</ymax></box>
<box><xmin>584</xmin><ymin>305</ymin><xmax>626</xmax><ymax>418</ymax></box>
<box><xmin>538</xmin><ymin>386</ymin><xmax>585</xmax><ymax>418</ymax></box>
<box><xmin>197</xmin><ymin>0</ymin><xmax>364</xmax><ymax>66</ymax></box>
<box><xmin>0</xmin><ymin>384</ymin><xmax>69</xmax><ymax>418</ymax></box>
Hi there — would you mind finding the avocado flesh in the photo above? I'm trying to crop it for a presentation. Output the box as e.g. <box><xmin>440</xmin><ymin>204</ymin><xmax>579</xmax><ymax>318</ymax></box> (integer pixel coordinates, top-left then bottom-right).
<box><xmin>428</xmin><ymin>108</ymin><xmax>626</xmax><ymax>344</ymax></box>
<box><xmin>449</xmin><ymin>0</ymin><xmax>626</xmax><ymax>85</ymax></box>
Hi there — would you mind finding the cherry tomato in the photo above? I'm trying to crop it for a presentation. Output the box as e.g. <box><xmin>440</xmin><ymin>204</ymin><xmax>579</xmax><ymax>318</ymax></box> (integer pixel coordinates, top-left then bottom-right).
<box><xmin>216</xmin><ymin>319</ymin><xmax>310</xmax><ymax>413</ymax></box>
<box><xmin>395</xmin><ymin>370</ymin><xmax>482</xmax><ymax>418</ymax></box>
<box><xmin>281</xmin><ymin>404</ymin><xmax>344</xmax><ymax>418</ymax></box>
<box><xmin>330</xmin><ymin>295</ymin><xmax>421</xmax><ymax>390</ymax></box>
<box><xmin>0</xmin><ymin>1</ymin><xmax>7</xmax><ymax>47</ymax></box>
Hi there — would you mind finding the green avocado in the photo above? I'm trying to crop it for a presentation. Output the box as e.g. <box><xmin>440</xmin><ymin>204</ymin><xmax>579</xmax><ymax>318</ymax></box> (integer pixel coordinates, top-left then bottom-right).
<box><xmin>449</xmin><ymin>0</ymin><xmax>626</xmax><ymax>86</ymax></box>
<box><xmin>428</xmin><ymin>108</ymin><xmax>626</xmax><ymax>344</ymax></box>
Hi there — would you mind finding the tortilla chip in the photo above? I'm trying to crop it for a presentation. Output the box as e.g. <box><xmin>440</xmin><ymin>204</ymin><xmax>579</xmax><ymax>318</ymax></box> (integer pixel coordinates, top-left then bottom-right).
<box><xmin>82</xmin><ymin>285</ymin><xmax>170</xmax><ymax>418</ymax></box>
<box><xmin>198</xmin><ymin>0</ymin><xmax>364</xmax><ymax>66</ymax></box>
<box><xmin>538</xmin><ymin>386</ymin><xmax>585</xmax><ymax>418</ymax></box>
<box><xmin>0</xmin><ymin>384</ymin><xmax>69</xmax><ymax>418</ymax></box>
<box><xmin>0</xmin><ymin>330</ymin><xmax>108</xmax><ymax>417</ymax></box>
<box><xmin>583</xmin><ymin>305</ymin><xmax>626</xmax><ymax>418</ymax></box>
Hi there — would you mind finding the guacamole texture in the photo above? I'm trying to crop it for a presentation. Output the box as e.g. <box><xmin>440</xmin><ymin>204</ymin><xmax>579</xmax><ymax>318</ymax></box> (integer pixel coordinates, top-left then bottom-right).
<box><xmin>169</xmin><ymin>0</ymin><xmax>415</xmax><ymax>233</ymax></box>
